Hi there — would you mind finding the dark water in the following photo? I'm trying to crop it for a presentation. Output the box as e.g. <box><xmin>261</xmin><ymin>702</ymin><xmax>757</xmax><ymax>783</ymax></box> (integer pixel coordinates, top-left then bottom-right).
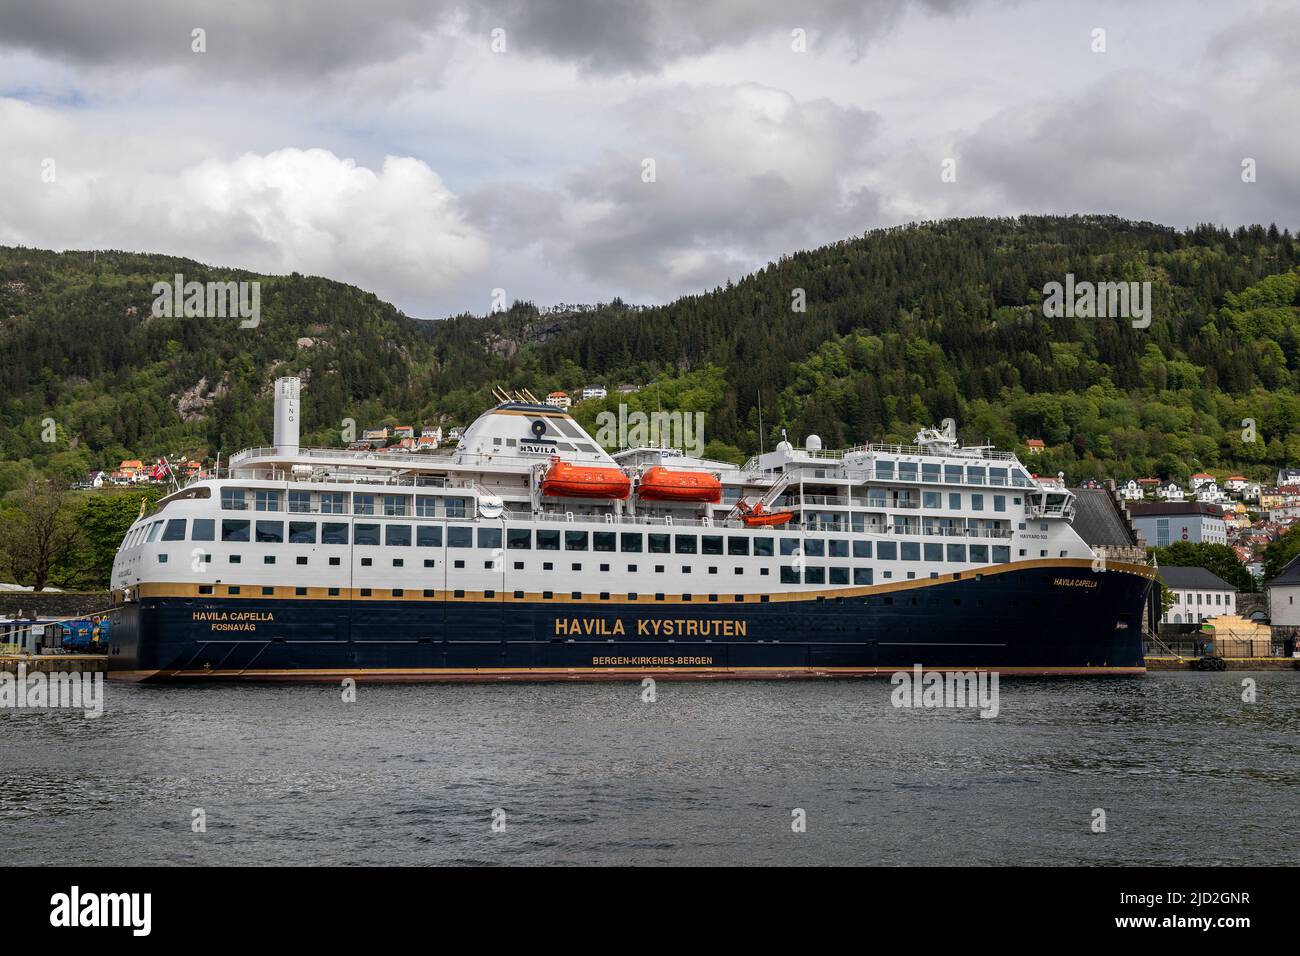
<box><xmin>2</xmin><ymin>672</ymin><xmax>1297</xmax><ymax>866</ymax></box>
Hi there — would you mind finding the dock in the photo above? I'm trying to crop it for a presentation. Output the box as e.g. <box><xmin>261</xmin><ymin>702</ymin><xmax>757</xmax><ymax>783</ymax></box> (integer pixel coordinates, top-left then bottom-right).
<box><xmin>0</xmin><ymin>655</ymin><xmax>107</xmax><ymax>674</ymax></box>
<box><xmin>1145</xmin><ymin>656</ymin><xmax>1299</xmax><ymax>671</ymax></box>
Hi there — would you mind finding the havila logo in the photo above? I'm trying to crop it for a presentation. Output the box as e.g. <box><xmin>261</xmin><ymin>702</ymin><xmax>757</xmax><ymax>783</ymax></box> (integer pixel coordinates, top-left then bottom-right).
<box><xmin>1042</xmin><ymin>273</ymin><xmax>1151</xmax><ymax>329</ymax></box>
<box><xmin>151</xmin><ymin>273</ymin><xmax>260</xmax><ymax>328</ymax></box>
<box><xmin>890</xmin><ymin>664</ymin><xmax>1000</xmax><ymax>718</ymax></box>
<box><xmin>0</xmin><ymin>664</ymin><xmax>104</xmax><ymax>718</ymax></box>
<box><xmin>594</xmin><ymin>403</ymin><xmax>704</xmax><ymax>457</ymax></box>
<box><xmin>50</xmin><ymin>886</ymin><xmax>151</xmax><ymax>936</ymax></box>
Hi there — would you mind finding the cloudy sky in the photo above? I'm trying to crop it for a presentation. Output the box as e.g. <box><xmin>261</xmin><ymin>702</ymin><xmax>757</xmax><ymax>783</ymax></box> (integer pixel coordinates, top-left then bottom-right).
<box><xmin>1</xmin><ymin>0</ymin><xmax>1296</xmax><ymax>318</ymax></box>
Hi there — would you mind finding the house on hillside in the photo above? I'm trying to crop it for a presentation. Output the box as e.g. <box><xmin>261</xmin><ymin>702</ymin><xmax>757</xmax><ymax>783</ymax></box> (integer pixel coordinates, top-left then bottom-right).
<box><xmin>1025</xmin><ymin>439</ymin><xmax>1045</xmax><ymax>455</ymax></box>
<box><xmin>546</xmin><ymin>391</ymin><xmax>571</xmax><ymax>410</ymax></box>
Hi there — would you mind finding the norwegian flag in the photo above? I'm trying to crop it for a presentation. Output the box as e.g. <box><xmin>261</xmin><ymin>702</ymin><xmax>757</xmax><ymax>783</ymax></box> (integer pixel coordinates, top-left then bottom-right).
<box><xmin>151</xmin><ymin>458</ymin><xmax>172</xmax><ymax>481</ymax></box>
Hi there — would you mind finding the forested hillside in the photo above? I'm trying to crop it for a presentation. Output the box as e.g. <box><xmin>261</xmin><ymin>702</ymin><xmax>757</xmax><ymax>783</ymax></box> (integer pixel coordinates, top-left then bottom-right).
<box><xmin>3</xmin><ymin>214</ymin><xmax>1299</xmax><ymax>495</ymax></box>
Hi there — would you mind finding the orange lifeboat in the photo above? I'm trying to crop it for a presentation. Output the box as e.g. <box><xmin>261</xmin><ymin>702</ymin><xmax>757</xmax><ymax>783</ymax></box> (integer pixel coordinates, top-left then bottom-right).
<box><xmin>737</xmin><ymin>501</ymin><xmax>794</xmax><ymax>527</ymax></box>
<box><xmin>541</xmin><ymin>459</ymin><xmax>631</xmax><ymax>499</ymax></box>
<box><xmin>637</xmin><ymin>466</ymin><xmax>722</xmax><ymax>503</ymax></box>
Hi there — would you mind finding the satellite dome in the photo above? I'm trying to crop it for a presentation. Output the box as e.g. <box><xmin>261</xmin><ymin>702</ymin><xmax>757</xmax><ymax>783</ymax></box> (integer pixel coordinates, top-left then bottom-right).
<box><xmin>806</xmin><ymin>434</ymin><xmax>822</xmax><ymax>451</ymax></box>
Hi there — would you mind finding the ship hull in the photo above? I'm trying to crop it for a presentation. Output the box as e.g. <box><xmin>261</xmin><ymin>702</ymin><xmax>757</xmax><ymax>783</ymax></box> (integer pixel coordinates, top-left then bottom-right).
<box><xmin>107</xmin><ymin>561</ymin><xmax>1153</xmax><ymax>681</ymax></box>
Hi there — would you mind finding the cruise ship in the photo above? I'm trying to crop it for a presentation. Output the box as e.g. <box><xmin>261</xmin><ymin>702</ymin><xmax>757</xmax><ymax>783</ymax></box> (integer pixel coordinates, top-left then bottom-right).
<box><xmin>106</xmin><ymin>378</ymin><xmax>1156</xmax><ymax>681</ymax></box>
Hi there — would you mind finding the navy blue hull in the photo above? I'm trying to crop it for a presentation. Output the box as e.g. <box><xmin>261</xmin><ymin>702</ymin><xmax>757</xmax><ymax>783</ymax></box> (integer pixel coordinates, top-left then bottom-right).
<box><xmin>107</xmin><ymin>563</ymin><xmax>1153</xmax><ymax>680</ymax></box>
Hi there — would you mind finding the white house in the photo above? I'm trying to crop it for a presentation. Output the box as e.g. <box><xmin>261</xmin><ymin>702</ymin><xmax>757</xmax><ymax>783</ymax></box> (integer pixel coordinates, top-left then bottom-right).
<box><xmin>1119</xmin><ymin>479</ymin><xmax>1144</xmax><ymax>502</ymax></box>
<box><xmin>546</xmin><ymin>391</ymin><xmax>571</xmax><ymax>410</ymax></box>
<box><xmin>580</xmin><ymin>385</ymin><xmax>607</xmax><ymax>402</ymax></box>
<box><xmin>1189</xmin><ymin>472</ymin><xmax>1216</xmax><ymax>491</ymax></box>
<box><xmin>1277</xmin><ymin>468</ymin><xmax>1300</xmax><ymax>487</ymax></box>
<box><xmin>1194</xmin><ymin>480</ymin><xmax>1228</xmax><ymax>504</ymax></box>
<box><xmin>1267</xmin><ymin>555</ymin><xmax>1300</xmax><ymax>628</ymax></box>
<box><xmin>1156</xmin><ymin>481</ymin><xmax>1185</xmax><ymax>501</ymax></box>
<box><xmin>1160</xmin><ymin>567</ymin><xmax>1236</xmax><ymax>625</ymax></box>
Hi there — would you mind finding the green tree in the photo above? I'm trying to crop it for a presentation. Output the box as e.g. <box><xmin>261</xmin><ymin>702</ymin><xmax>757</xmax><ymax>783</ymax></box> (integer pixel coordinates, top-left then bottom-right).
<box><xmin>1152</xmin><ymin>541</ymin><xmax>1255</xmax><ymax>592</ymax></box>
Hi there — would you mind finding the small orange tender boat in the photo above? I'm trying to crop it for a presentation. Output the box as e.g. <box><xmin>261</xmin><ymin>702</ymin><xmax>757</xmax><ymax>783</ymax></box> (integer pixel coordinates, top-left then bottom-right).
<box><xmin>737</xmin><ymin>501</ymin><xmax>794</xmax><ymax>527</ymax></box>
<box><xmin>637</xmin><ymin>466</ymin><xmax>722</xmax><ymax>503</ymax></box>
<box><xmin>541</xmin><ymin>459</ymin><xmax>631</xmax><ymax>499</ymax></box>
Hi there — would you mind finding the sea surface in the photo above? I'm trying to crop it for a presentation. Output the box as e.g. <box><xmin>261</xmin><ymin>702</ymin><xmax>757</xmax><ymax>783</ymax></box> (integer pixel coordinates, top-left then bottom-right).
<box><xmin>1</xmin><ymin>672</ymin><xmax>1297</xmax><ymax>866</ymax></box>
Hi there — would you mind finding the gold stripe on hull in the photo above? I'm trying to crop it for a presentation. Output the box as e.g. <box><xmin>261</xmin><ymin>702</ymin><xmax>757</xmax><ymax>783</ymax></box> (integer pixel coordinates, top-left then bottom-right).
<box><xmin>109</xmin><ymin>664</ymin><xmax>1147</xmax><ymax>683</ymax></box>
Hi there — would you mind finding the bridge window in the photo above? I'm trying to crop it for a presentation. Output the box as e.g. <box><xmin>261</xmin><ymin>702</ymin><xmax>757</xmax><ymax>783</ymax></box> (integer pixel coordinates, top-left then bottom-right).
<box><xmin>162</xmin><ymin>519</ymin><xmax>187</xmax><ymax>541</ymax></box>
<box><xmin>221</xmin><ymin>519</ymin><xmax>249</xmax><ymax>542</ymax></box>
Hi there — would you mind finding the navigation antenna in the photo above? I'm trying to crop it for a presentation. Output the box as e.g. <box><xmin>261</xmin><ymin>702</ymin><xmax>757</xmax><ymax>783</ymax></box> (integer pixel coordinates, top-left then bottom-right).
<box><xmin>757</xmin><ymin>390</ymin><xmax>764</xmax><ymax>458</ymax></box>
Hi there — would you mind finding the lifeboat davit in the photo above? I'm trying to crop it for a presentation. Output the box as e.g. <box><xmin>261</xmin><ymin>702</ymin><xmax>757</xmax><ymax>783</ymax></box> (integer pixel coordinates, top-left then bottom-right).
<box><xmin>737</xmin><ymin>501</ymin><xmax>794</xmax><ymax>527</ymax></box>
<box><xmin>541</xmin><ymin>459</ymin><xmax>631</xmax><ymax>499</ymax></box>
<box><xmin>637</xmin><ymin>466</ymin><xmax>722</xmax><ymax>503</ymax></box>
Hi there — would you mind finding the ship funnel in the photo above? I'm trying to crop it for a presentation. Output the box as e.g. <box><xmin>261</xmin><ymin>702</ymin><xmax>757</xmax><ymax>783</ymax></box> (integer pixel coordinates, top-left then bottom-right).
<box><xmin>274</xmin><ymin>376</ymin><xmax>301</xmax><ymax>455</ymax></box>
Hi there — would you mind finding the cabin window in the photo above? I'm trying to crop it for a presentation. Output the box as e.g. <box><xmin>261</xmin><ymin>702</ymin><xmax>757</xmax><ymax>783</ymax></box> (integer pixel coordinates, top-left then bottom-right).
<box><xmin>946</xmin><ymin>544</ymin><xmax>966</xmax><ymax>562</ymax></box>
<box><xmin>989</xmin><ymin>468</ymin><xmax>1007</xmax><ymax>486</ymax></box>
<box><xmin>507</xmin><ymin>528</ymin><xmax>531</xmax><ymax>550</ymax></box>
<box><xmin>948</xmin><ymin>493</ymin><xmax>961</xmax><ymax>509</ymax></box>
<box><xmin>853</xmin><ymin>568</ymin><xmax>872</xmax><ymax>586</ymax></box>
<box><xmin>198</xmin><ymin>585</ymin><xmax>213</xmax><ymax>595</ymax></box>
<box><xmin>648</xmin><ymin>534</ymin><xmax>670</xmax><ymax>554</ymax></box>
<box><xmin>255</xmin><ymin>490</ymin><xmax>281</xmax><ymax>512</ymax></box>
<box><xmin>727</xmin><ymin>537</ymin><xmax>749</xmax><ymax>556</ymax></box>
<box><xmin>191</xmin><ymin>518</ymin><xmax>215</xmax><ymax>542</ymax></box>
<box><xmin>921</xmin><ymin>463</ymin><xmax>940</xmax><ymax>482</ymax></box>
<box><xmin>162</xmin><ymin>519</ymin><xmax>187</xmax><ymax>541</ymax></box>
<box><xmin>416</xmin><ymin>496</ymin><xmax>438</xmax><ymax>517</ymax></box>
<box><xmin>383</xmin><ymin>495</ymin><xmax>408</xmax><ymax>517</ymax></box>
<box><xmin>445</xmin><ymin>498</ymin><xmax>467</xmax><ymax>519</ymax></box>
<box><xmin>593</xmin><ymin>532</ymin><xmax>616</xmax><ymax>552</ymax></box>
<box><xmin>565</xmin><ymin>530</ymin><xmax>589</xmax><ymax>551</ymax></box>
<box><xmin>970</xmin><ymin>544</ymin><xmax>989</xmax><ymax>562</ymax></box>
<box><xmin>221</xmin><ymin>488</ymin><xmax>247</xmax><ymax>510</ymax></box>
<box><xmin>221</xmin><ymin>519</ymin><xmax>249</xmax><ymax>542</ymax></box>
<box><xmin>804</xmin><ymin>539</ymin><xmax>825</xmax><ymax>557</ymax></box>
<box><xmin>971</xmin><ymin>494</ymin><xmax>984</xmax><ymax>511</ymax></box>
<box><xmin>417</xmin><ymin>526</ymin><xmax>442</xmax><ymax>547</ymax></box>
<box><xmin>867</xmin><ymin>489</ymin><xmax>887</xmax><ymax>508</ymax></box>
<box><xmin>994</xmin><ymin>495</ymin><xmax>1006</xmax><ymax>512</ymax></box>
<box><xmin>386</xmin><ymin>525</ymin><xmax>412</xmax><ymax>547</ymax></box>
<box><xmin>852</xmin><ymin>540</ymin><xmax>870</xmax><ymax>558</ymax></box>
<box><xmin>674</xmin><ymin>535</ymin><xmax>697</xmax><ymax>554</ymax></box>
<box><xmin>288</xmin><ymin>491</ymin><xmax>311</xmax><ymax>513</ymax></box>
<box><xmin>753</xmin><ymin>537</ymin><xmax>774</xmax><ymax>557</ymax></box>
<box><xmin>899</xmin><ymin>462</ymin><xmax>918</xmax><ymax>482</ymax></box>
<box><xmin>923</xmin><ymin>491</ymin><xmax>941</xmax><ymax>509</ymax></box>
<box><xmin>779</xmin><ymin>538</ymin><xmax>799</xmax><ymax>556</ymax></box>
<box><xmin>354</xmin><ymin>494</ymin><xmax>376</xmax><ymax>516</ymax></box>
<box><xmin>924</xmin><ymin>543</ymin><xmax>943</xmax><ymax>562</ymax></box>
<box><xmin>877</xmin><ymin>541</ymin><xmax>897</xmax><ymax>560</ymax></box>
<box><xmin>805</xmin><ymin>567</ymin><xmax>825</xmax><ymax>585</ymax></box>
<box><xmin>320</xmin><ymin>493</ymin><xmax>346</xmax><ymax>515</ymax></box>
<box><xmin>289</xmin><ymin>521</ymin><xmax>316</xmax><ymax>544</ymax></box>
<box><xmin>830</xmin><ymin>568</ymin><xmax>850</xmax><ymax>585</ymax></box>
<box><xmin>828</xmin><ymin>539</ymin><xmax>848</xmax><ymax>558</ymax></box>
<box><xmin>967</xmin><ymin>467</ymin><xmax>986</xmax><ymax>484</ymax></box>
<box><xmin>988</xmin><ymin>545</ymin><xmax>1006</xmax><ymax>564</ymax></box>
<box><xmin>901</xmin><ymin>542</ymin><xmax>920</xmax><ymax>561</ymax></box>
<box><xmin>702</xmin><ymin>535</ymin><xmax>723</xmax><ymax>555</ymax></box>
<box><xmin>944</xmin><ymin>465</ymin><xmax>963</xmax><ymax>483</ymax></box>
<box><xmin>620</xmin><ymin>533</ymin><xmax>643</xmax><ymax>552</ymax></box>
<box><xmin>146</xmin><ymin>522</ymin><xmax>163</xmax><ymax>542</ymax></box>
<box><xmin>780</xmin><ymin>566</ymin><xmax>801</xmax><ymax>584</ymax></box>
<box><xmin>447</xmin><ymin>526</ymin><xmax>472</xmax><ymax>548</ymax></box>
<box><xmin>537</xmin><ymin>529</ymin><xmax>561</xmax><ymax>550</ymax></box>
<box><xmin>256</xmin><ymin>520</ymin><xmax>284</xmax><ymax>543</ymax></box>
<box><xmin>322</xmin><ymin>522</ymin><xmax>349</xmax><ymax>545</ymax></box>
<box><xmin>354</xmin><ymin>523</ymin><xmax>381</xmax><ymax>546</ymax></box>
<box><xmin>478</xmin><ymin>527</ymin><xmax>502</xmax><ymax>550</ymax></box>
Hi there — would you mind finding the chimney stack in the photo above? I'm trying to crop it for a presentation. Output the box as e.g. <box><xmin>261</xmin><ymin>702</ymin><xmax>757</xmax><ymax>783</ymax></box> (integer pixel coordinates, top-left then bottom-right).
<box><xmin>274</xmin><ymin>377</ymin><xmax>300</xmax><ymax>456</ymax></box>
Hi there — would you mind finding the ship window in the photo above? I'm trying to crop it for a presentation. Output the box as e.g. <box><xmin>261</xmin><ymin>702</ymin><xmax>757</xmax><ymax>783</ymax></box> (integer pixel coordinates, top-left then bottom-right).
<box><xmin>877</xmin><ymin>541</ymin><xmax>897</xmax><ymax>560</ymax></box>
<box><xmin>198</xmin><ymin>585</ymin><xmax>213</xmax><ymax>595</ymax></box>
<box><xmin>445</xmin><ymin>498</ymin><xmax>467</xmax><ymax>519</ymax></box>
<box><xmin>868</xmin><ymin>489</ymin><xmax>887</xmax><ymax>508</ymax></box>
<box><xmin>322</xmin><ymin>522</ymin><xmax>349</xmax><ymax>545</ymax></box>
<box><xmin>221</xmin><ymin>488</ymin><xmax>247</xmax><ymax>510</ymax></box>
<box><xmin>600</xmin><ymin>563</ymin><xmax>610</xmax><ymax>572</ymax></box>
<box><xmin>570</xmin><ymin>591</ymin><xmax>581</xmax><ymax>600</ymax></box>
<box><xmin>970</xmin><ymin>544</ymin><xmax>989</xmax><ymax>562</ymax></box>
<box><xmin>361</xmin><ymin>557</ymin><xmax>373</xmax><ymax>567</ymax></box>
<box><xmin>513</xmin><ymin>590</ymin><xmax>524</xmax><ymax>599</ymax></box>
<box><xmin>853</xmin><ymin>540</ymin><xmax>871</xmax><ymax>558</ymax></box>
<box><xmin>994</xmin><ymin>495</ymin><xmax>1006</xmax><ymax>512</ymax></box>
<box><xmin>805</xmin><ymin>567</ymin><xmax>825</xmax><ymax>585</ymax></box>
<box><xmin>296</xmin><ymin>556</ymin><xmax>307</xmax><ymax>565</ymax></box>
<box><xmin>830</xmin><ymin>567</ymin><xmax>849</xmax><ymax>585</ymax></box>
<box><xmin>542</xmin><ymin>591</ymin><xmax>553</xmax><ymax>600</ymax></box>
<box><xmin>674</xmin><ymin>535</ymin><xmax>697</xmax><ymax>554</ymax></box>
<box><xmin>681</xmin><ymin>566</ymin><xmax>691</xmax><ymax>574</ymax></box>
<box><xmin>355</xmin><ymin>523</ymin><xmax>381</xmax><ymax>546</ymax></box>
<box><xmin>708</xmin><ymin>566</ymin><xmax>717</xmax><ymax>574</ymax></box>
<box><xmin>416</xmin><ymin>496</ymin><xmax>438</xmax><ymax>517</ymax></box>
<box><xmin>289</xmin><ymin>521</ymin><xmax>316</xmax><ymax>544</ymax></box>
<box><xmin>949</xmin><ymin>493</ymin><xmax>961</xmax><ymax>509</ymax></box>
<box><xmin>320</xmin><ymin>493</ymin><xmax>346</xmax><ymax>515</ymax></box>
<box><xmin>947</xmin><ymin>544</ymin><xmax>966</xmax><ymax>562</ymax></box>
<box><xmin>655</xmin><ymin>565</ymin><xmax>664</xmax><ymax>573</ymax></box>
<box><xmin>447</xmin><ymin>526</ymin><xmax>472</xmax><ymax>548</ymax></box>
<box><xmin>829</xmin><ymin>539</ymin><xmax>849</xmax><ymax>558</ymax></box>
<box><xmin>901</xmin><ymin>542</ymin><xmax>920</xmax><ymax>561</ymax></box>
<box><xmin>537</xmin><ymin>529</ymin><xmax>560</xmax><ymax>550</ymax></box>
<box><xmin>923</xmin><ymin>491</ymin><xmax>940</xmax><ymax>509</ymax></box>
<box><xmin>620</xmin><ymin>533</ymin><xmax>643</xmax><ymax>552</ymax></box>
<box><xmin>971</xmin><ymin>494</ymin><xmax>984</xmax><ymax>511</ymax></box>
<box><xmin>655</xmin><ymin>593</ymin><xmax>665</xmax><ymax>601</ymax></box>
<box><xmin>924</xmin><ymin>542</ymin><xmax>943</xmax><ymax>562</ymax></box>
<box><xmin>453</xmin><ymin>559</ymin><xmax>464</xmax><ymax>568</ymax></box>
<box><xmin>921</xmin><ymin>463</ymin><xmax>940</xmax><ymax>482</ymax></box>
<box><xmin>543</xmin><ymin>562</ymin><xmax>553</xmax><ymax>570</ymax></box>
<box><xmin>993</xmin><ymin>546</ymin><xmax>1010</xmax><ymax>563</ymax></box>
<box><xmin>702</xmin><ymin>535</ymin><xmax>723</xmax><ymax>555</ymax></box>
<box><xmin>735</xmin><ymin>567</ymin><xmax>743</xmax><ymax>574</ymax></box>
<box><xmin>967</xmin><ymin>467</ymin><xmax>986</xmax><ymax>484</ymax></box>
<box><xmin>628</xmin><ymin>593</ymin><xmax>639</xmax><ymax>600</ymax></box>
<box><xmin>989</xmin><ymin>467</ymin><xmax>1008</xmax><ymax>486</ymax></box>
<box><xmin>255</xmin><ymin>490</ymin><xmax>281</xmax><ymax>512</ymax></box>
<box><xmin>263</xmin><ymin>555</ymin><xmax>275</xmax><ymax>565</ymax></box>
<box><xmin>875</xmin><ymin>461</ymin><xmax>894</xmax><ymax>480</ymax></box>
<box><xmin>262</xmin><ymin>586</ymin><xmax>274</xmax><ymax>595</ymax></box>
<box><xmin>780</xmin><ymin>566</ymin><xmax>800</xmax><ymax>584</ymax></box>
<box><xmin>221</xmin><ymin>519</ymin><xmax>250</xmax><ymax>542</ymax></box>
<box><xmin>734</xmin><ymin>594</ymin><xmax>744</xmax><ymax>602</ymax></box>
<box><xmin>383</xmin><ymin>495</ymin><xmax>409</xmax><ymax>517</ymax></box>
<box><xmin>162</xmin><ymin>519</ymin><xmax>187</xmax><ymax>541</ymax></box>
<box><xmin>593</xmin><ymin>532</ymin><xmax>616</xmax><ymax>552</ymax></box>
<box><xmin>853</xmin><ymin>568</ymin><xmax>872</xmax><ymax>586</ymax></box>
<box><xmin>393</xmin><ymin>588</ymin><xmax>405</xmax><ymax>597</ymax></box>
<box><xmin>512</xmin><ymin>561</ymin><xmax>523</xmax><ymax>570</ymax></box>
<box><xmin>780</xmin><ymin>538</ymin><xmax>799</xmax><ymax>556</ymax></box>
<box><xmin>228</xmin><ymin>586</ymin><xmax>241</xmax><ymax>595</ymax></box>
<box><xmin>386</xmin><ymin>525</ymin><xmax>412</xmax><ymax>547</ymax></box>
<box><xmin>256</xmin><ymin>520</ymin><xmax>284</xmax><ymax>543</ymax></box>
<box><xmin>804</xmin><ymin>539</ymin><xmax>825</xmax><ymax>557</ymax></box>
<box><xmin>565</xmin><ymin>530</ymin><xmax>589</xmax><ymax>550</ymax></box>
<box><xmin>146</xmin><ymin>522</ymin><xmax>163</xmax><ymax>542</ymax></box>
<box><xmin>944</xmin><ymin>466</ymin><xmax>963</xmax><ymax>483</ymax></box>
<box><xmin>648</xmin><ymin>534</ymin><xmax>670</xmax><ymax>554</ymax></box>
<box><xmin>328</xmin><ymin>587</ymin><xmax>340</xmax><ymax>596</ymax></box>
<box><xmin>417</xmin><ymin>526</ymin><xmax>442</xmax><ymax>547</ymax></box>
<box><xmin>354</xmin><ymin>494</ymin><xmax>376</xmax><ymax>516</ymax></box>
<box><xmin>288</xmin><ymin>491</ymin><xmax>311</xmax><ymax>513</ymax></box>
<box><xmin>728</xmin><ymin>537</ymin><xmax>749</xmax><ymax>556</ymax></box>
<box><xmin>157</xmin><ymin>554</ymin><xmax>168</xmax><ymax>563</ymax></box>
<box><xmin>754</xmin><ymin>537</ymin><xmax>774</xmax><ymax>557</ymax></box>
<box><xmin>572</xmin><ymin>562</ymin><xmax>582</xmax><ymax>571</ymax></box>
<box><xmin>359</xmin><ymin>588</ymin><xmax>372</xmax><ymax>597</ymax></box>
<box><xmin>229</xmin><ymin>554</ymin><xmax>242</xmax><ymax>564</ymax></box>
<box><xmin>628</xmin><ymin>564</ymin><xmax>637</xmax><ymax>572</ymax></box>
<box><xmin>477</xmin><ymin>527</ymin><xmax>502</xmax><ymax>550</ymax></box>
